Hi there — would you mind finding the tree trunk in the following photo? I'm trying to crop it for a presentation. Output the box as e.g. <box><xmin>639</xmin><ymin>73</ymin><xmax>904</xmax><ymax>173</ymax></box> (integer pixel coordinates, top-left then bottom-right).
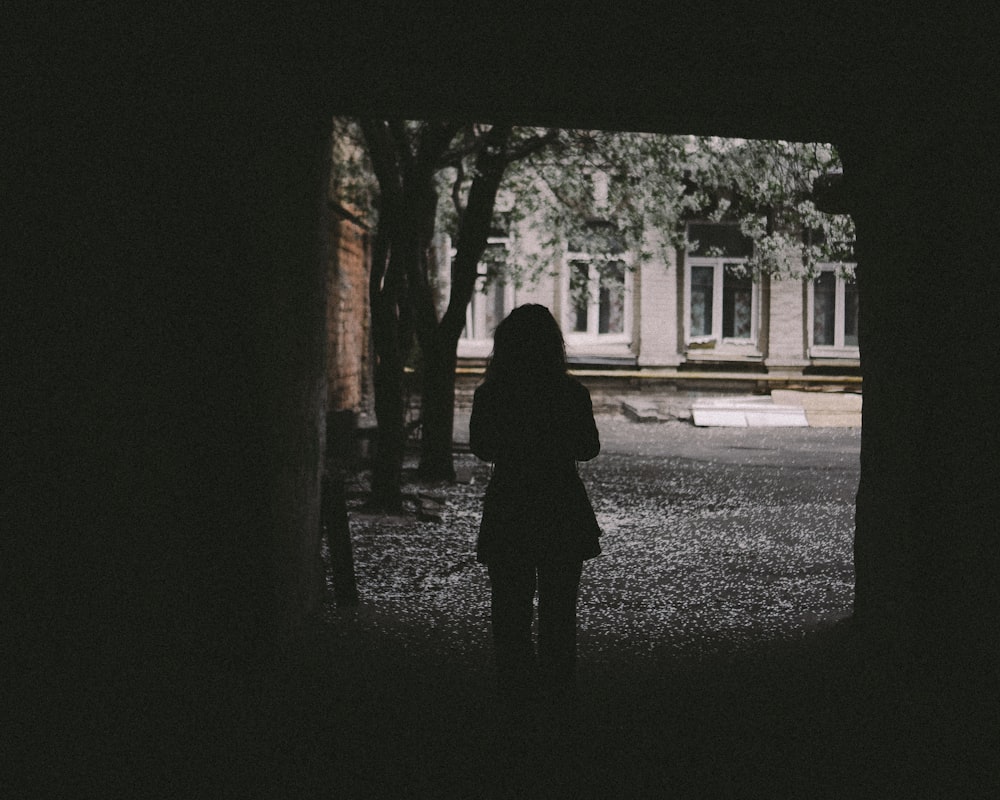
<box><xmin>415</xmin><ymin>124</ymin><xmax>517</xmax><ymax>480</ymax></box>
<box><xmin>322</xmin><ymin>471</ymin><xmax>359</xmax><ymax>607</ymax></box>
<box><xmin>361</xmin><ymin>120</ymin><xmax>460</xmax><ymax>505</ymax></box>
<box><xmin>369</xmin><ymin>265</ymin><xmax>413</xmax><ymax>512</ymax></box>
<box><xmin>366</xmin><ymin>203</ymin><xmax>412</xmax><ymax>511</ymax></box>
<box><xmin>417</xmin><ymin>332</ymin><xmax>459</xmax><ymax>480</ymax></box>
<box><xmin>369</xmin><ymin>353</ymin><xmax>406</xmax><ymax>509</ymax></box>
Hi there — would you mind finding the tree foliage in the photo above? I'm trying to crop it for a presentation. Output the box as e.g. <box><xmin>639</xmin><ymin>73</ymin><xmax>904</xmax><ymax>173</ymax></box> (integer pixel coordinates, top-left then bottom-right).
<box><xmin>492</xmin><ymin>131</ymin><xmax>854</xmax><ymax>294</ymax></box>
<box><xmin>332</xmin><ymin>121</ymin><xmax>854</xmax><ymax>291</ymax></box>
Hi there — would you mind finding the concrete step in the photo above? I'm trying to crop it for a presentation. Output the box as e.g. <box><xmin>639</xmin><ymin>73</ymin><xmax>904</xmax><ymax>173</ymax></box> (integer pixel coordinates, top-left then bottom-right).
<box><xmin>689</xmin><ymin>391</ymin><xmax>862</xmax><ymax>427</ymax></box>
<box><xmin>691</xmin><ymin>396</ymin><xmax>808</xmax><ymax>427</ymax></box>
<box><xmin>621</xmin><ymin>400</ymin><xmax>692</xmax><ymax>423</ymax></box>
<box><xmin>771</xmin><ymin>389</ymin><xmax>862</xmax><ymax>427</ymax></box>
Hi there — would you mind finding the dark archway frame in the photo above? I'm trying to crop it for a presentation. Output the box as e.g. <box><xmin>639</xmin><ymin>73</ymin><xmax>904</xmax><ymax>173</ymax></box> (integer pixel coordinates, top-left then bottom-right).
<box><xmin>10</xmin><ymin>6</ymin><xmax>998</xmax><ymax>678</ymax></box>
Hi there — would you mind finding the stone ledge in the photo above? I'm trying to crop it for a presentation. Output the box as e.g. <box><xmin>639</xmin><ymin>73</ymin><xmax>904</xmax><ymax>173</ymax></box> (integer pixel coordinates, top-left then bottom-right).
<box><xmin>805</xmin><ymin>411</ymin><xmax>863</xmax><ymax>427</ymax></box>
<box><xmin>771</xmin><ymin>389</ymin><xmax>862</xmax><ymax>411</ymax></box>
<box><xmin>771</xmin><ymin>389</ymin><xmax>862</xmax><ymax>427</ymax></box>
<box><xmin>686</xmin><ymin>391</ymin><xmax>862</xmax><ymax>427</ymax></box>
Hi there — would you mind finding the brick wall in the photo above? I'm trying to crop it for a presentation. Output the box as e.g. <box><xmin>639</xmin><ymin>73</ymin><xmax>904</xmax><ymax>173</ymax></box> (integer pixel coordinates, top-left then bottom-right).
<box><xmin>326</xmin><ymin>205</ymin><xmax>371</xmax><ymax>413</ymax></box>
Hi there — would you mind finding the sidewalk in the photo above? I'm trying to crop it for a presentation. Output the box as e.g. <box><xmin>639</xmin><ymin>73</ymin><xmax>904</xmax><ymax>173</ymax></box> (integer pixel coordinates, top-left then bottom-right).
<box><xmin>454</xmin><ymin>406</ymin><xmax>861</xmax><ymax>471</ymax></box>
<box><xmin>455</xmin><ymin>389</ymin><xmax>862</xmax><ymax>439</ymax></box>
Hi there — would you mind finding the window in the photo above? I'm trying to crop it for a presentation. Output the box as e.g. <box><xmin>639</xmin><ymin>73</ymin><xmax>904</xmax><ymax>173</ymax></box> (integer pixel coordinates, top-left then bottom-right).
<box><xmin>463</xmin><ymin>239</ymin><xmax>514</xmax><ymax>341</ymax></box>
<box><xmin>565</xmin><ymin>256</ymin><xmax>629</xmax><ymax>340</ymax></box>
<box><xmin>686</xmin><ymin>260</ymin><xmax>756</xmax><ymax>343</ymax></box>
<box><xmin>684</xmin><ymin>223</ymin><xmax>757</xmax><ymax>348</ymax></box>
<box><xmin>810</xmin><ymin>265</ymin><xmax>858</xmax><ymax>351</ymax></box>
<box><xmin>562</xmin><ymin>177</ymin><xmax>631</xmax><ymax>345</ymax></box>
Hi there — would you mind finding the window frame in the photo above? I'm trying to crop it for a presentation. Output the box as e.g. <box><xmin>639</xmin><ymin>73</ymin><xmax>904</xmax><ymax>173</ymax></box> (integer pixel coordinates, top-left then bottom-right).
<box><xmin>683</xmin><ymin>255</ymin><xmax>759</xmax><ymax>349</ymax></box>
<box><xmin>807</xmin><ymin>262</ymin><xmax>859</xmax><ymax>356</ymax></box>
<box><xmin>561</xmin><ymin>251</ymin><xmax>632</xmax><ymax>345</ymax></box>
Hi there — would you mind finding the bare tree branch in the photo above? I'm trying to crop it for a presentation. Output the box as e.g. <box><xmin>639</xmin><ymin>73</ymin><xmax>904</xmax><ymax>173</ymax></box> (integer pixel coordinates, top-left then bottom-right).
<box><xmin>439</xmin><ymin>123</ymin><xmax>513</xmax><ymax>341</ymax></box>
<box><xmin>438</xmin><ymin>127</ymin><xmax>481</xmax><ymax>169</ymax></box>
<box><xmin>359</xmin><ymin>119</ymin><xmax>403</xmax><ymax>209</ymax></box>
<box><xmin>388</xmin><ymin>119</ymin><xmax>412</xmax><ymax>172</ymax></box>
<box><xmin>416</xmin><ymin>121</ymin><xmax>464</xmax><ymax>179</ymax></box>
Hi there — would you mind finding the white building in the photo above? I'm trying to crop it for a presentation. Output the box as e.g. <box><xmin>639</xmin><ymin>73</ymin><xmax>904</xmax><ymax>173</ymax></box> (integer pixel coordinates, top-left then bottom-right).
<box><xmin>454</xmin><ymin>218</ymin><xmax>858</xmax><ymax>390</ymax></box>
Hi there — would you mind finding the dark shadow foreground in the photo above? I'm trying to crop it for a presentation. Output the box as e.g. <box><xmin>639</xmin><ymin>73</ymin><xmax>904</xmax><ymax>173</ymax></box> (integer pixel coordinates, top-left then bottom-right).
<box><xmin>14</xmin><ymin>614</ymin><xmax>996</xmax><ymax>799</ymax></box>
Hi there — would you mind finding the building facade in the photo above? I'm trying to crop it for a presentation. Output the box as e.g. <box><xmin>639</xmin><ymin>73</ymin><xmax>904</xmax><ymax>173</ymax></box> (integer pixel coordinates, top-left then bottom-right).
<box><xmin>454</xmin><ymin>219</ymin><xmax>859</xmax><ymax>393</ymax></box>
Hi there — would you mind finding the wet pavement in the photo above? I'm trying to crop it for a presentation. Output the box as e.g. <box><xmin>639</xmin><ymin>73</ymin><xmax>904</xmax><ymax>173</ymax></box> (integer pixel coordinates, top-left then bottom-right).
<box><xmin>275</xmin><ymin>418</ymin><xmax>988</xmax><ymax>798</ymax></box>
<box><xmin>344</xmin><ymin>416</ymin><xmax>861</xmax><ymax>666</ymax></box>
<box><xmin>29</xmin><ymin>416</ymin><xmax>997</xmax><ymax>798</ymax></box>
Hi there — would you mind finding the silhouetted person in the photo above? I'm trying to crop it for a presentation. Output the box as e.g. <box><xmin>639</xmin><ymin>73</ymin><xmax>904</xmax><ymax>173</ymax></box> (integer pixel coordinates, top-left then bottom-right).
<box><xmin>470</xmin><ymin>304</ymin><xmax>601</xmax><ymax>701</ymax></box>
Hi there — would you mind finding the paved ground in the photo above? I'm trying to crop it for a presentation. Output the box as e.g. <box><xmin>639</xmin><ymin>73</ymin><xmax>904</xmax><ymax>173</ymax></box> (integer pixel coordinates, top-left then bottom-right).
<box><xmin>277</xmin><ymin>416</ymin><xmax>983</xmax><ymax>798</ymax></box>
<box><xmin>370</xmin><ymin>414</ymin><xmax>864</xmax><ymax>664</ymax></box>
<box><xmin>457</xmin><ymin>410</ymin><xmax>862</xmax><ymax>466</ymax></box>
<box><xmin>25</xmin><ymin>417</ymin><xmax>997</xmax><ymax>798</ymax></box>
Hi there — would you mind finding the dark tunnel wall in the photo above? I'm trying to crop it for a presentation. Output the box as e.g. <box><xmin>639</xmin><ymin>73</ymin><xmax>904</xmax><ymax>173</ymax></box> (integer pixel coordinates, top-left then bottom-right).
<box><xmin>7</xmin><ymin>5</ymin><xmax>999</xmax><ymax>680</ymax></box>
<box><xmin>844</xmin><ymin>128</ymin><xmax>1000</xmax><ymax>667</ymax></box>
<box><xmin>8</xmin><ymin>35</ymin><xmax>334</xmax><ymax>676</ymax></box>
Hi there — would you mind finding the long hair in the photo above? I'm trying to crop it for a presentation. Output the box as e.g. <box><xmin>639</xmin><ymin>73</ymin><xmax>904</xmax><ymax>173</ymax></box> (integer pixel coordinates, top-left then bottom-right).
<box><xmin>485</xmin><ymin>304</ymin><xmax>567</xmax><ymax>386</ymax></box>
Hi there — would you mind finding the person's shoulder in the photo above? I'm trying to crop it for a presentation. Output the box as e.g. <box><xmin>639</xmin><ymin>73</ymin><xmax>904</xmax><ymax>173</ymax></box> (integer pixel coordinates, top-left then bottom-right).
<box><xmin>474</xmin><ymin>379</ymin><xmax>500</xmax><ymax>402</ymax></box>
<box><xmin>563</xmin><ymin>374</ymin><xmax>591</xmax><ymax>398</ymax></box>
<box><xmin>561</xmin><ymin>375</ymin><xmax>594</xmax><ymax>408</ymax></box>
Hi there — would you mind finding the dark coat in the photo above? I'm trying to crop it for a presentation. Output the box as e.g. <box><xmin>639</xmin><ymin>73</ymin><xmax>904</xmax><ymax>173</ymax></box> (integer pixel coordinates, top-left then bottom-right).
<box><xmin>469</xmin><ymin>374</ymin><xmax>601</xmax><ymax>564</ymax></box>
